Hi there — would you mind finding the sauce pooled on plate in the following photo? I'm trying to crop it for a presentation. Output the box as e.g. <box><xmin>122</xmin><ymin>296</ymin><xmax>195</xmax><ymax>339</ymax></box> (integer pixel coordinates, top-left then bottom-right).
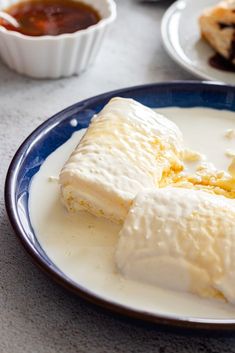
<box><xmin>209</xmin><ymin>53</ymin><xmax>235</xmax><ymax>73</ymax></box>
<box><xmin>0</xmin><ymin>0</ymin><xmax>100</xmax><ymax>36</ymax></box>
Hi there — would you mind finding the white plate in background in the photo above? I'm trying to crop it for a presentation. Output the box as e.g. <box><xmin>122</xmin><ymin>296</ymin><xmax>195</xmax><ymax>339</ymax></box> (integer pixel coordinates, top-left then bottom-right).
<box><xmin>161</xmin><ymin>0</ymin><xmax>235</xmax><ymax>84</ymax></box>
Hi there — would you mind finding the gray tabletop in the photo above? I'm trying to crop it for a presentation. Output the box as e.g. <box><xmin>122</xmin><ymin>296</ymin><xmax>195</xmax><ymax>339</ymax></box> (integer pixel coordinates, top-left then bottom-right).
<box><xmin>1</xmin><ymin>1</ymin><xmax>235</xmax><ymax>352</ymax></box>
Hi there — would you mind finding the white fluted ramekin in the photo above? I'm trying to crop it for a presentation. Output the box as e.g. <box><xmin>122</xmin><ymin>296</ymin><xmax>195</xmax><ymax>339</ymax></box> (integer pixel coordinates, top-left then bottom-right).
<box><xmin>0</xmin><ymin>0</ymin><xmax>116</xmax><ymax>78</ymax></box>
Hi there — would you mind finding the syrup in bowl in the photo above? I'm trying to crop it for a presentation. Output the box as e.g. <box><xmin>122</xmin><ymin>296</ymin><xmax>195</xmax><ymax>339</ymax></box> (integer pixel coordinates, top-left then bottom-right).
<box><xmin>0</xmin><ymin>0</ymin><xmax>101</xmax><ymax>36</ymax></box>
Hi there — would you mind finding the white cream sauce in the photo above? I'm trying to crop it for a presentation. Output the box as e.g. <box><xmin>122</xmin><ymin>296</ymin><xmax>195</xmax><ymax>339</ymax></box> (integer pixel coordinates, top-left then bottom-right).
<box><xmin>29</xmin><ymin>107</ymin><xmax>235</xmax><ymax>320</ymax></box>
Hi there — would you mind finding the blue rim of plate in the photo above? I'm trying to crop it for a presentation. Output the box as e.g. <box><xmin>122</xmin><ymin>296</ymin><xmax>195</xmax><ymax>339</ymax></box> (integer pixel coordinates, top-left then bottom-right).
<box><xmin>5</xmin><ymin>81</ymin><xmax>235</xmax><ymax>330</ymax></box>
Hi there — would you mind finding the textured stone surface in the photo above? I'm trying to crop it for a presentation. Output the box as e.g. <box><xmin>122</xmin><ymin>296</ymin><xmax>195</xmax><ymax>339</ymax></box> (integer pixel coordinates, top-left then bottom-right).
<box><xmin>2</xmin><ymin>0</ymin><xmax>235</xmax><ymax>352</ymax></box>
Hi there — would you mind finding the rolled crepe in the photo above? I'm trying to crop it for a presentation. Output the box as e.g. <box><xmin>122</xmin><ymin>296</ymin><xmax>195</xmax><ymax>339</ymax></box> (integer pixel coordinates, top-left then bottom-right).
<box><xmin>116</xmin><ymin>187</ymin><xmax>235</xmax><ymax>303</ymax></box>
<box><xmin>59</xmin><ymin>97</ymin><xmax>183</xmax><ymax>223</ymax></box>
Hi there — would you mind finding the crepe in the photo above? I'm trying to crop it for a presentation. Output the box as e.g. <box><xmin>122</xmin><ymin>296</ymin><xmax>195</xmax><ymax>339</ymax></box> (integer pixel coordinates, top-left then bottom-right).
<box><xmin>59</xmin><ymin>97</ymin><xmax>184</xmax><ymax>223</ymax></box>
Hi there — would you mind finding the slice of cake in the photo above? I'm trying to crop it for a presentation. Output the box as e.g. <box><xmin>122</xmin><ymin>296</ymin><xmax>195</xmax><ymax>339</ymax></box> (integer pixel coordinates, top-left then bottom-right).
<box><xmin>200</xmin><ymin>0</ymin><xmax>235</xmax><ymax>64</ymax></box>
<box><xmin>59</xmin><ymin>97</ymin><xmax>184</xmax><ymax>223</ymax></box>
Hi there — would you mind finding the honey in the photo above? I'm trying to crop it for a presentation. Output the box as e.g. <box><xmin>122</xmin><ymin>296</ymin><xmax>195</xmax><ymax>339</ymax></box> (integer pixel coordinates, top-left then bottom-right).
<box><xmin>0</xmin><ymin>0</ymin><xmax>100</xmax><ymax>36</ymax></box>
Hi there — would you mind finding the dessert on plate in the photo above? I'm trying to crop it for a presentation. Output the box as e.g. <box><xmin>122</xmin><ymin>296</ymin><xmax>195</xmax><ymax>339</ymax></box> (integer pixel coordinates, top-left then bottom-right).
<box><xmin>59</xmin><ymin>97</ymin><xmax>235</xmax><ymax>304</ymax></box>
<box><xmin>199</xmin><ymin>0</ymin><xmax>235</xmax><ymax>65</ymax></box>
<box><xmin>60</xmin><ymin>97</ymin><xmax>183</xmax><ymax>223</ymax></box>
<box><xmin>116</xmin><ymin>188</ymin><xmax>235</xmax><ymax>303</ymax></box>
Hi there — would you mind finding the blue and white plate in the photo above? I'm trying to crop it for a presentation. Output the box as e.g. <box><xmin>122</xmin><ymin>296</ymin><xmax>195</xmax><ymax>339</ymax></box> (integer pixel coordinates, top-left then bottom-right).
<box><xmin>5</xmin><ymin>82</ymin><xmax>235</xmax><ymax>330</ymax></box>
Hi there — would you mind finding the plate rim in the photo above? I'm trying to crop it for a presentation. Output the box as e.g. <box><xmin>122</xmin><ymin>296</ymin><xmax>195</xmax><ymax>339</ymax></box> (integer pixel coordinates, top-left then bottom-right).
<box><xmin>161</xmin><ymin>0</ymin><xmax>235</xmax><ymax>84</ymax></box>
<box><xmin>5</xmin><ymin>81</ymin><xmax>235</xmax><ymax>330</ymax></box>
